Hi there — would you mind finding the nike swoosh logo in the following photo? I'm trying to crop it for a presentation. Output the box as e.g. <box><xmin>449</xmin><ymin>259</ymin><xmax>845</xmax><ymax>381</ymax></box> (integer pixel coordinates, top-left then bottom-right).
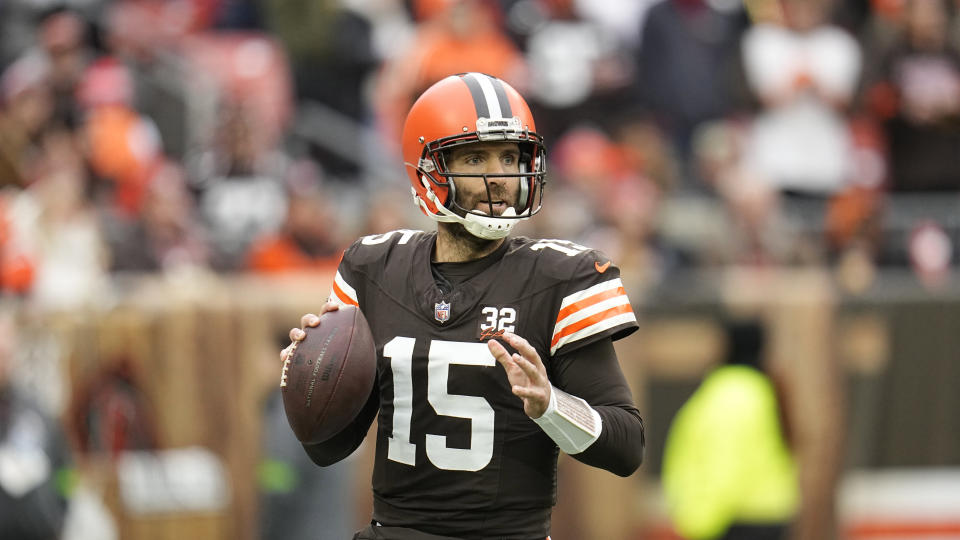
<box><xmin>595</xmin><ymin>260</ymin><xmax>611</xmax><ymax>273</ymax></box>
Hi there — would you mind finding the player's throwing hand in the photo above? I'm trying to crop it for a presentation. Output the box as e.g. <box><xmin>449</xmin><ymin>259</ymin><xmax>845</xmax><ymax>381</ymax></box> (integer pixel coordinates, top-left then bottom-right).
<box><xmin>488</xmin><ymin>332</ymin><xmax>551</xmax><ymax>419</ymax></box>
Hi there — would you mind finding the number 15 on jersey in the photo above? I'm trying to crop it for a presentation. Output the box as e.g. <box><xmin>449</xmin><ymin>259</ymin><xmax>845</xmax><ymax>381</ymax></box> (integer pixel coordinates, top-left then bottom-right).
<box><xmin>384</xmin><ymin>337</ymin><xmax>497</xmax><ymax>472</ymax></box>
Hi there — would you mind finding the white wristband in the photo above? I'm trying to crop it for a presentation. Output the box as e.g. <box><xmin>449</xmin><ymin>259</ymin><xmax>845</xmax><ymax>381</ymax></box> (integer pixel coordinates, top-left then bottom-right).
<box><xmin>532</xmin><ymin>385</ymin><xmax>602</xmax><ymax>454</ymax></box>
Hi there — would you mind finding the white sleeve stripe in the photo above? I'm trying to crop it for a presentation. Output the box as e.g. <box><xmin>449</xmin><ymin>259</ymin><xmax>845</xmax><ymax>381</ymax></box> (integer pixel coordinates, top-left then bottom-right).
<box><xmin>558</xmin><ymin>278</ymin><xmax>624</xmax><ymax>311</ymax></box>
<box><xmin>553</xmin><ymin>295</ymin><xmax>631</xmax><ymax>335</ymax></box>
<box><xmin>550</xmin><ymin>312</ymin><xmax>638</xmax><ymax>355</ymax></box>
<box><xmin>333</xmin><ymin>271</ymin><xmax>358</xmax><ymax>303</ymax></box>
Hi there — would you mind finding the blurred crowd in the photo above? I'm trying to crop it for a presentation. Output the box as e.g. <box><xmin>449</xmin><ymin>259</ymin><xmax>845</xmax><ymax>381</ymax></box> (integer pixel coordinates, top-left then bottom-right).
<box><xmin>2</xmin><ymin>0</ymin><xmax>960</xmax><ymax>312</ymax></box>
<box><xmin>3</xmin><ymin>1</ymin><xmax>959</xmax><ymax>538</ymax></box>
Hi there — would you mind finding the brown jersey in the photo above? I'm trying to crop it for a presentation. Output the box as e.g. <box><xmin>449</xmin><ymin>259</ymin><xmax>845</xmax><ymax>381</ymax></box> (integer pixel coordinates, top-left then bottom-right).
<box><xmin>329</xmin><ymin>229</ymin><xmax>638</xmax><ymax>539</ymax></box>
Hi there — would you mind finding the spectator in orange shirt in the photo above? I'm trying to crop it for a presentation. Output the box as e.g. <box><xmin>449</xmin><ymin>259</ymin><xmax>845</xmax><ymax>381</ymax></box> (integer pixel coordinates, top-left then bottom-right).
<box><xmin>374</xmin><ymin>0</ymin><xmax>528</xmax><ymax>148</ymax></box>
<box><xmin>77</xmin><ymin>57</ymin><xmax>163</xmax><ymax>218</ymax></box>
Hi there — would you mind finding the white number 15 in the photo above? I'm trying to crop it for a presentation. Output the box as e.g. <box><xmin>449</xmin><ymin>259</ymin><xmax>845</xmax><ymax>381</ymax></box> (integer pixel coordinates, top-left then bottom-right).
<box><xmin>383</xmin><ymin>337</ymin><xmax>496</xmax><ymax>472</ymax></box>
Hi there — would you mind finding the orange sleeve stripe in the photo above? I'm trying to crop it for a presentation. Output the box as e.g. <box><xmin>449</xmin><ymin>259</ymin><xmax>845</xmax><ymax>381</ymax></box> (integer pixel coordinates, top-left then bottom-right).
<box><xmin>331</xmin><ymin>280</ymin><xmax>358</xmax><ymax>306</ymax></box>
<box><xmin>550</xmin><ymin>303</ymin><xmax>634</xmax><ymax>348</ymax></box>
<box><xmin>555</xmin><ymin>286</ymin><xmax>627</xmax><ymax>323</ymax></box>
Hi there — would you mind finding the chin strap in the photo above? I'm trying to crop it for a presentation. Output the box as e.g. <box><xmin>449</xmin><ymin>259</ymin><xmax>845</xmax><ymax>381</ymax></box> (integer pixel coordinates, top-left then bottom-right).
<box><xmin>413</xmin><ymin>179</ymin><xmax>529</xmax><ymax>240</ymax></box>
<box><xmin>533</xmin><ymin>385</ymin><xmax>602</xmax><ymax>455</ymax></box>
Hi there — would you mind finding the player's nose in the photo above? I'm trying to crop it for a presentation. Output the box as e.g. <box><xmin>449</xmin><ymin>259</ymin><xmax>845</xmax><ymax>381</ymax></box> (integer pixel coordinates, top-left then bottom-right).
<box><xmin>486</xmin><ymin>157</ymin><xmax>513</xmax><ymax>179</ymax></box>
<box><xmin>486</xmin><ymin>160</ymin><xmax>506</xmax><ymax>175</ymax></box>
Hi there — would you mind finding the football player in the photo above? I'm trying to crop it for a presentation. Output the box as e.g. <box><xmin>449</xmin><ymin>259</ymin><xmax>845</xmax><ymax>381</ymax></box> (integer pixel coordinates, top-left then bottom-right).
<box><xmin>281</xmin><ymin>72</ymin><xmax>645</xmax><ymax>540</ymax></box>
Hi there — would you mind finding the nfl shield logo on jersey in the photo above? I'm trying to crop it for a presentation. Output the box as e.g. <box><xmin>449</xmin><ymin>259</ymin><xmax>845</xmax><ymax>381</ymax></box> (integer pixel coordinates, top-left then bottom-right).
<box><xmin>435</xmin><ymin>301</ymin><xmax>451</xmax><ymax>323</ymax></box>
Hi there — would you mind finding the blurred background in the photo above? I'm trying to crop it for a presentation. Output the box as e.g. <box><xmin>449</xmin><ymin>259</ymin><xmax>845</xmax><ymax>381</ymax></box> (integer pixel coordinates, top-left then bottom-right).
<box><xmin>0</xmin><ymin>0</ymin><xmax>959</xmax><ymax>539</ymax></box>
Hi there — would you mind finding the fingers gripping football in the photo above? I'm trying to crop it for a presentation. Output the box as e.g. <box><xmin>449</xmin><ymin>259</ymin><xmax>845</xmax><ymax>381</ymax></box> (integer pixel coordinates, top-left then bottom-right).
<box><xmin>488</xmin><ymin>332</ymin><xmax>551</xmax><ymax>419</ymax></box>
<box><xmin>279</xmin><ymin>302</ymin><xmax>340</xmax><ymax>364</ymax></box>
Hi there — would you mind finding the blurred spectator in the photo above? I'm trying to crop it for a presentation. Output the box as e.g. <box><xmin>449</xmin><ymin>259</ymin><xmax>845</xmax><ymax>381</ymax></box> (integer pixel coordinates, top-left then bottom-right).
<box><xmin>77</xmin><ymin>57</ymin><xmax>164</xmax><ymax>218</ymax></box>
<box><xmin>262</xmin><ymin>0</ymin><xmax>338</xmax><ymax>66</ymax></box>
<box><xmin>0</xmin><ymin>308</ymin><xmax>75</xmax><ymax>540</ymax></box>
<box><xmin>0</xmin><ymin>55</ymin><xmax>54</xmax><ymax>189</ymax></box>
<box><xmin>362</xmin><ymin>187</ymin><xmax>420</xmax><ymax>236</ymax></box>
<box><xmin>265</xmin><ymin>0</ymin><xmax>379</xmax><ymax>180</ymax></box>
<box><xmin>592</xmin><ymin>175</ymin><xmax>684</xmax><ymax>296</ymax></box>
<box><xmin>246</xmin><ymin>161</ymin><xmax>342</xmax><ymax>274</ymax></box>
<box><xmin>104</xmin><ymin>161</ymin><xmax>210</xmax><ymax>273</ymax></box>
<box><xmin>821</xmin><ymin>116</ymin><xmax>886</xmax><ymax>260</ymax></box>
<box><xmin>615</xmin><ymin>113</ymin><xmax>683</xmax><ymax>192</ymax></box>
<box><xmin>692</xmin><ymin>120</ymin><xmax>795</xmax><ymax>265</ymax></box>
<box><xmin>547</xmin><ymin>119</ymin><xmax>680</xmax><ymax>212</ymax></box>
<box><xmin>662</xmin><ymin>319</ymin><xmax>798</xmax><ymax>540</ymax></box>
<box><xmin>192</xmin><ymin>102</ymin><xmax>289</xmax><ymax>271</ymax></box>
<box><xmin>740</xmin><ymin>0</ymin><xmax>862</xmax><ymax>197</ymax></box>
<box><xmin>5</xmin><ymin>127</ymin><xmax>110</xmax><ymax>310</ymax></box>
<box><xmin>533</xmin><ymin>125</ymin><xmax>632</xmax><ymax>246</ymax></box>
<box><xmin>179</xmin><ymin>32</ymin><xmax>294</xmax><ymax>163</ymax></box>
<box><xmin>857</xmin><ymin>0</ymin><xmax>907</xmax><ymax>67</ymax></box>
<box><xmin>734</xmin><ymin>0</ymin><xmax>866</xmax><ymax>264</ymax></box>
<box><xmin>374</xmin><ymin>0</ymin><xmax>527</xmax><ymax>148</ymax></box>
<box><xmin>0</xmin><ymin>1</ymin><xmax>102</xmax><ymax>69</ymax></box>
<box><xmin>520</xmin><ymin>0</ymin><xmax>639</xmax><ymax>144</ymax></box>
<box><xmin>16</xmin><ymin>7</ymin><xmax>96</xmax><ymax>130</ymax></box>
<box><xmin>534</xmin><ymin>123</ymin><xmax>693</xmax><ymax>294</ymax></box>
<box><xmin>866</xmin><ymin>0</ymin><xmax>960</xmax><ymax>191</ymax></box>
<box><xmin>573</xmin><ymin>0</ymin><xmax>656</xmax><ymax>49</ymax></box>
<box><xmin>550</xmin><ymin>125</ymin><xmax>629</xmax><ymax>205</ymax></box>
<box><xmin>635</xmin><ymin>0</ymin><xmax>748</xmax><ymax>183</ymax></box>
<box><xmin>104</xmin><ymin>1</ymin><xmax>192</xmax><ymax>161</ymax></box>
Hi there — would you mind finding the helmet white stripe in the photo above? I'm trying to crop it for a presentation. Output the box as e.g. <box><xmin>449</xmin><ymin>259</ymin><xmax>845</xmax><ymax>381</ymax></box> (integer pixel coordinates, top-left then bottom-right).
<box><xmin>469</xmin><ymin>73</ymin><xmax>504</xmax><ymax>120</ymax></box>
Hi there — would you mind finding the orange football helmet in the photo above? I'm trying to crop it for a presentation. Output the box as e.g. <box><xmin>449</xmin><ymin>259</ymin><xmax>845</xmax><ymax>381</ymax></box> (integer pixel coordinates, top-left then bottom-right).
<box><xmin>401</xmin><ymin>73</ymin><xmax>546</xmax><ymax>239</ymax></box>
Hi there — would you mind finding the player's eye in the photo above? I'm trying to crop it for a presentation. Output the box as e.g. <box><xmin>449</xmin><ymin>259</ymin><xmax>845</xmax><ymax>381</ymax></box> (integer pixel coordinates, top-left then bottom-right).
<box><xmin>500</xmin><ymin>153</ymin><xmax>520</xmax><ymax>170</ymax></box>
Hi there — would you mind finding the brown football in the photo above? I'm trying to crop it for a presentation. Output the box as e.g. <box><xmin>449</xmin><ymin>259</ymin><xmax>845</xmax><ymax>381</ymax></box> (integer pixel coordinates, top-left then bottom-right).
<box><xmin>281</xmin><ymin>305</ymin><xmax>377</xmax><ymax>443</ymax></box>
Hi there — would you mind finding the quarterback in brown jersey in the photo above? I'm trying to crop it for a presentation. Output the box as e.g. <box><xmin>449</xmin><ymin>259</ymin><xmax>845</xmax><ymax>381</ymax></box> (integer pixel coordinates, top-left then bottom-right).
<box><xmin>281</xmin><ymin>72</ymin><xmax>645</xmax><ymax>540</ymax></box>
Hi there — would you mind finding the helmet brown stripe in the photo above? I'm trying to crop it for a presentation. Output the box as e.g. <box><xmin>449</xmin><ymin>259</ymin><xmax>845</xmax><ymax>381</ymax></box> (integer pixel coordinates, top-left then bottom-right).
<box><xmin>458</xmin><ymin>73</ymin><xmax>490</xmax><ymax>119</ymax></box>
<box><xmin>489</xmin><ymin>76</ymin><xmax>513</xmax><ymax>118</ymax></box>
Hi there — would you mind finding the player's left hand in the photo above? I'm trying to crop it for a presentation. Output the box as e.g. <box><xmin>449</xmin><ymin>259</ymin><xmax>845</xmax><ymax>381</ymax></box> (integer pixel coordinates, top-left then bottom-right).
<box><xmin>488</xmin><ymin>332</ymin><xmax>551</xmax><ymax>419</ymax></box>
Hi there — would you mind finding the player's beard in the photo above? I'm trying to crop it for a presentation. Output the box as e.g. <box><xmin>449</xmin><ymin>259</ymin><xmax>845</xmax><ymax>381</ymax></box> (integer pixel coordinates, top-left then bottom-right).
<box><xmin>440</xmin><ymin>178</ymin><xmax>515</xmax><ymax>253</ymax></box>
<box><xmin>440</xmin><ymin>219</ymin><xmax>499</xmax><ymax>251</ymax></box>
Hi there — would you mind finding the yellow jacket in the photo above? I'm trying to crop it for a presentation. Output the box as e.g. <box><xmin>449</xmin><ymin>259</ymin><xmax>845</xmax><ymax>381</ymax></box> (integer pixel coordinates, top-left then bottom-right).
<box><xmin>662</xmin><ymin>365</ymin><xmax>799</xmax><ymax>539</ymax></box>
